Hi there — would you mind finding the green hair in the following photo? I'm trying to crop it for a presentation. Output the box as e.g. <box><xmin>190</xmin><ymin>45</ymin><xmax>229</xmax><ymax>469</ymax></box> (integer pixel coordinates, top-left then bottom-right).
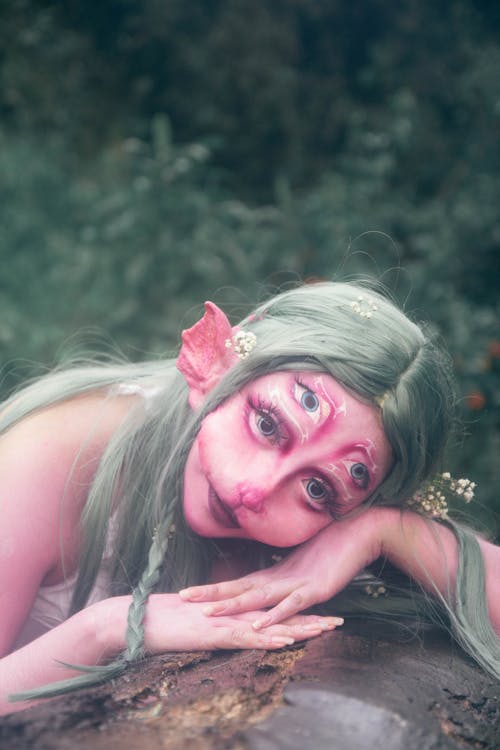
<box><xmin>6</xmin><ymin>281</ymin><xmax>499</xmax><ymax>701</ymax></box>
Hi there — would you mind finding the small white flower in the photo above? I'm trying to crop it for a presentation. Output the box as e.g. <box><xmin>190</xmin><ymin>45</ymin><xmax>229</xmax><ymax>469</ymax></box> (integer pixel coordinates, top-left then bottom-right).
<box><xmin>226</xmin><ymin>330</ymin><xmax>257</xmax><ymax>359</ymax></box>
<box><xmin>408</xmin><ymin>471</ymin><xmax>475</xmax><ymax>520</ymax></box>
<box><xmin>350</xmin><ymin>295</ymin><xmax>378</xmax><ymax>319</ymax></box>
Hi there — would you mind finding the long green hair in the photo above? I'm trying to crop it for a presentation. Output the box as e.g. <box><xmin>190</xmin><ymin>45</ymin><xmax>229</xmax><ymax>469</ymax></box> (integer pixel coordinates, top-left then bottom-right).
<box><xmin>6</xmin><ymin>281</ymin><xmax>499</xmax><ymax>700</ymax></box>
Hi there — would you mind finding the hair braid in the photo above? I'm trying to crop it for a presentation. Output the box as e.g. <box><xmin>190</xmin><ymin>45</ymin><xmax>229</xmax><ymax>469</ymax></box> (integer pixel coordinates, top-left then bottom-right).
<box><xmin>10</xmin><ymin>519</ymin><xmax>174</xmax><ymax>704</ymax></box>
<box><xmin>123</xmin><ymin>517</ymin><xmax>172</xmax><ymax>663</ymax></box>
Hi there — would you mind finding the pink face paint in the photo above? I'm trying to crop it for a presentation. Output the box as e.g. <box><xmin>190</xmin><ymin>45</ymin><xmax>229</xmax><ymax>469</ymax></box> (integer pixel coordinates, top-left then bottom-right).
<box><xmin>183</xmin><ymin>371</ymin><xmax>392</xmax><ymax>547</ymax></box>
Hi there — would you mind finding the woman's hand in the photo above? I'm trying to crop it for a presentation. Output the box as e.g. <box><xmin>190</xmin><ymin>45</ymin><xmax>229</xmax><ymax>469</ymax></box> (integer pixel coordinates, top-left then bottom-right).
<box><xmin>95</xmin><ymin>594</ymin><xmax>343</xmax><ymax>656</ymax></box>
<box><xmin>179</xmin><ymin>510</ymin><xmax>384</xmax><ymax>629</ymax></box>
<box><xmin>1</xmin><ymin>593</ymin><xmax>341</xmax><ymax>715</ymax></box>
<box><xmin>180</xmin><ymin>507</ymin><xmax>500</xmax><ymax>638</ymax></box>
<box><xmin>137</xmin><ymin>595</ymin><xmax>342</xmax><ymax>652</ymax></box>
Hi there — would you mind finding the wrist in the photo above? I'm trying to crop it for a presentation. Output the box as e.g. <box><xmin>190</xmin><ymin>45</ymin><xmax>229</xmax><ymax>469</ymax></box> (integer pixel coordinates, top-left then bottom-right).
<box><xmin>88</xmin><ymin>596</ymin><xmax>132</xmax><ymax>660</ymax></box>
<box><xmin>344</xmin><ymin>506</ymin><xmax>394</xmax><ymax>565</ymax></box>
<box><xmin>369</xmin><ymin>506</ymin><xmax>403</xmax><ymax>561</ymax></box>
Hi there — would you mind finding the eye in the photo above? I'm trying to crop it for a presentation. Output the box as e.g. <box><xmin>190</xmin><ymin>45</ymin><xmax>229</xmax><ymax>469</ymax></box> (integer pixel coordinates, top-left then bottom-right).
<box><xmin>306</xmin><ymin>478</ymin><xmax>326</xmax><ymax>501</ymax></box>
<box><xmin>257</xmin><ymin>415</ymin><xmax>276</xmax><ymax>437</ymax></box>
<box><xmin>294</xmin><ymin>379</ymin><xmax>321</xmax><ymax>417</ymax></box>
<box><xmin>300</xmin><ymin>389</ymin><xmax>319</xmax><ymax>412</ymax></box>
<box><xmin>350</xmin><ymin>462</ymin><xmax>370</xmax><ymax>490</ymax></box>
<box><xmin>303</xmin><ymin>477</ymin><xmax>342</xmax><ymax>519</ymax></box>
<box><xmin>303</xmin><ymin>477</ymin><xmax>337</xmax><ymax>513</ymax></box>
<box><xmin>246</xmin><ymin>396</ymin><xmax>289</xmax><ymax>446</ymax></box>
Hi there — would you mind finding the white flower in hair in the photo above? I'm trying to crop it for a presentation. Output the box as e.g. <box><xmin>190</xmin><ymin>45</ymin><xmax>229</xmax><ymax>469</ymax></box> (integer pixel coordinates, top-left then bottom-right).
<box><xmin>225</xmin><ymin>329</ymin><xmax>257</xmax><ymax>359</ymax></box>
<box><xmin>407</xmin><ymin>472</ymin><xmax>476</xmax><ymax>520</ymax></box>
<box><xmin>349</xmin><ymin>295</ymin><xmax>379</xmax><ymax>319</ymax></box>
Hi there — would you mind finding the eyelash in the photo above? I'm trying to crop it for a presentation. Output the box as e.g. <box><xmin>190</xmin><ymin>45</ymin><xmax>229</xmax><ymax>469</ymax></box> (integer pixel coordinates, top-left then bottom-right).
<box><xmin>246</xmin><ymin>395</ymin><xmax>289</xmax><ymax>446</ymax></box>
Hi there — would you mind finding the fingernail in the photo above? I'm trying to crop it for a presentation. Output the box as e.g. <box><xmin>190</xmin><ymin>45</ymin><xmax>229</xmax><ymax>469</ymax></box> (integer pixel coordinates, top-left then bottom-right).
<box><xmin>321</xmin><ymin>617</ymin><xmax>344</xmax><ymax>629</ymax></box>
<box><xmin>202</xmin><ymin>605</ymin><xmax>215</xmax><ymax>615</ymax></box>
<box><xmin>252</xmin><ymin>616</ymin><xmax>271</xmax><ymax>630</ymax></box>
<box><xmin>179</xmin><ymin>587</ymin><xmax>205</xmax><ymax>600</ymax></box>
<box><xmin>271</xmin><ymin>636</ymin><xmax>294</xmax><ymax>646</ymax></box>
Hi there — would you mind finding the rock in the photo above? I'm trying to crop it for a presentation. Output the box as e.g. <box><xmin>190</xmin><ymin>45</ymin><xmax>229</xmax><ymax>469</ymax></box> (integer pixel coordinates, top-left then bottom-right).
<box><xmin>1</xmin><ymin>620</ymin><xmax>498</xmax><ymax>750</ymax></box>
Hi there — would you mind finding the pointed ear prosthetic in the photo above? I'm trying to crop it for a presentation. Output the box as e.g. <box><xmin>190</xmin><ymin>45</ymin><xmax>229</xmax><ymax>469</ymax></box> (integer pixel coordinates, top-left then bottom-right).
<box><xmin>177</xmin><ymin>301</ymin><xmax>240</xmax><ymax>409</ymax></box>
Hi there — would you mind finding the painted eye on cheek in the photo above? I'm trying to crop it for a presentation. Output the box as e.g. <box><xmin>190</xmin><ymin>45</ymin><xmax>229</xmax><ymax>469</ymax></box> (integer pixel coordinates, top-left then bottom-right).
<box><xmin>301</xmin><ymin>389</ymin><xmax>319</xmax><ymax>412</ymax></box>
<box><xmin>303</xmin><ymin>478</ymin><xmax>340</xmax><ymax>519</ymax></box>
<box><xmin>350</xmin><ymin>462</ymin><xmax>370</xmax><ymax>490</ymax></box>
<box><xmin>305</xmin><ymin>478</ymin><xmax>328</xmax><ymax>504</ymax></box>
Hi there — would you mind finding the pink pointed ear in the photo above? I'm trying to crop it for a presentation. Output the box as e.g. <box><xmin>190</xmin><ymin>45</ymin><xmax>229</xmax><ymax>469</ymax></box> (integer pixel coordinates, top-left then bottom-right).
<box><xmin>177</xmin><ymin>301</ymin><xmax>239</xmax><ymax>409</ymax></box>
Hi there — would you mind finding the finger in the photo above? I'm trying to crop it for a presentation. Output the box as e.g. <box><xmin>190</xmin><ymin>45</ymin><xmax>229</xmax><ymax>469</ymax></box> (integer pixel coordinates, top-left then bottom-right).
<box><xmin>214</xmin><ymin>617</ymin><xmax>341</xmax><ymax>650</ymax></box>
<box><xmin>178</xmin><ymin>578</ymin><xmax>257</xmax><ymax>602</ymax></box>
<box><xmin>200</xmin><ymin>582</ymin><xmax>283</xmax><ymax>617</ymax></box>
<box><xmin>282</xmin><ymin>614</ymin><xmax>344</xmax><ymax>631</ymax></box>
<box><xmin>221</xmin><ymin>611</ymin><xmax>343</xmax><ymax>630</ymax></box>
<box><xmin>287</xmin><ymin>617</ymin><xmax>343</xmax><ymax>640</ymax></box>
<box><xmin>206</xmin><ymin>624</ymin><xmax>295</xmax><ymax>651</ymax></box>
<box><xmin>251</xmin><ymin>589</ymin><xmax>315</xmax><ymax>629</ymax></box>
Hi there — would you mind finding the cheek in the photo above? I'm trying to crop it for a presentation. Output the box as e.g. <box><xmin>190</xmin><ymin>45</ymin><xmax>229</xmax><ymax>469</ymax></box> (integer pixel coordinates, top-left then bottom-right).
<box><xmin>197</xmin><ymin>409</ymin><xmax>251</xmax><ymax>478</ymax></box>
<box><xmin>263</xmin><ymin>514</ymin><xmax>332</xmax><ymax>547</ymax></box>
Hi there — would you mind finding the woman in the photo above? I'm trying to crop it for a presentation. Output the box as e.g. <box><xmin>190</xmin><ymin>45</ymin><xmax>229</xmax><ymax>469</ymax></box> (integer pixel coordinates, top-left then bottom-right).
<box><xmin>1</xmin><ymin>282</ymin><xmax>498</xmax><ymax>713</ymax></box>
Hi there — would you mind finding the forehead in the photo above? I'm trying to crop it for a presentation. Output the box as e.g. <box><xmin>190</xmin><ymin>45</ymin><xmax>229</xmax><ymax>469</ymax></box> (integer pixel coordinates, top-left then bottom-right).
<box><xmin>245</xmin><ymin>369</ymin><xmax>392</xmax><ymax>471</ymax></box>
<box><xmin>253</xmin><ymin>369</ymin><xmax>376</xmax><ymax>419</ymax></box>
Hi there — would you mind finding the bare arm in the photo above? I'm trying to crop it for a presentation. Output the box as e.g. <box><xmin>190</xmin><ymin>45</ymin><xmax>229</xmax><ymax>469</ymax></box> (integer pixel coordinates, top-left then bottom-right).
<box><xmin>0</xmin><ymin>593</ymin><xmax>342</xmax><ymax>715</ymax></box>
<box><xmin>179</xmin><ymin>508</ymin><xmax>500</xmax><ymax>635</ymax></box>
<box><xmin>379</xmin><ymin>510</ymin><xmax>500</xmax><ymax>633</ymax></box>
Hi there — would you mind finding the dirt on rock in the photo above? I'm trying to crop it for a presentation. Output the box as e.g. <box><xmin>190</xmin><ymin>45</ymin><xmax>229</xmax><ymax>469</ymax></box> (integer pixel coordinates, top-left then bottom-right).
<box><xmin>1</xmin><ymin>620</ymin><xmax>498</xmax><ymax>750</ymax></box>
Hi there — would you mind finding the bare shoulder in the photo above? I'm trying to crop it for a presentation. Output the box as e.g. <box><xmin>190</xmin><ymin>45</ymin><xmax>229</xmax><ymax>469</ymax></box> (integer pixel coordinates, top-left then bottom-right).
<box><xmin>0</xmin><ymin>391</ymin><xmax>139</xmax><ymax>654</ymax></box>
<box><xmin>0</xmin><ymin>390</ymin><xmax>139</xmax><ymax>524</ymax></box>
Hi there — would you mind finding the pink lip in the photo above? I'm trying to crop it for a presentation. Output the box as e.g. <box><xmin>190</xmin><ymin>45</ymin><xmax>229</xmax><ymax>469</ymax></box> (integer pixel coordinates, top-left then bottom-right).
<box><xmin>208</xmin><ymin>486</ymin><xmax>241</xmax><ymax>529</ymax></box>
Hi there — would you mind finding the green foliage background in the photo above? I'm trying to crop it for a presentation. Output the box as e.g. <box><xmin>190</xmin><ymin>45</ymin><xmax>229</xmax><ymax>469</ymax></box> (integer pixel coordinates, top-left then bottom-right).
<box><xmin>0</xmin><ymin>0</ymin><xmax>499</xmax><ymax>532</ymax></box>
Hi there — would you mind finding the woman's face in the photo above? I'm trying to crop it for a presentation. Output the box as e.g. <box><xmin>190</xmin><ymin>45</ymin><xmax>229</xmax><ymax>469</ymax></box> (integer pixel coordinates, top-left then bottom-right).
<box><xmin>183</xmin><ymin>371</ymin><xmax>392</xmax><ymax>547</ymax></box>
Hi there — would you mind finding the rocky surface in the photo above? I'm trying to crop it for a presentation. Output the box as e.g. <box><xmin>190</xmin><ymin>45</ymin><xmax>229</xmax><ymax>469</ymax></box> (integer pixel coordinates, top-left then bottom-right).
<box><xmin>1</xmin><ymin>620</ymin><xmax>498</xmax><ymax>750</ymax></box>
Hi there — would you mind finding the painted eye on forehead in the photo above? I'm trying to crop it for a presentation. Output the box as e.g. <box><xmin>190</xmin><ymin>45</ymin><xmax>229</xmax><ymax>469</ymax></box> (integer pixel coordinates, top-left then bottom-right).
<box><xmin>293</xmin><ymin>380</ymin><xmax>320</xmax><ymax>420</ymax></box>
<box><xmin>301</xmin><ymin>390</ymin><xmax>319</xmax><ymax>412</ymax></box>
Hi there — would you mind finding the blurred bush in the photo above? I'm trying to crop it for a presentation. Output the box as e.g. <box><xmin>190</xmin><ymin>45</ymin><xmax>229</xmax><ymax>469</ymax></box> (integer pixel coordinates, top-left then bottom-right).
<box><xmin>0</xmin><ymin>0</ymin><xmax>498</xmax><ymax>532</ymax></box>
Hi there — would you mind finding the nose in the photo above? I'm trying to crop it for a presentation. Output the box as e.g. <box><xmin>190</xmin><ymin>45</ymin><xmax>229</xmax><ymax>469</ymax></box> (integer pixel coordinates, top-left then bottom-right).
<box><xmin>235</xmin><ymin>482</ymin><xmax>266</xmax><ymax>512</ymax></box>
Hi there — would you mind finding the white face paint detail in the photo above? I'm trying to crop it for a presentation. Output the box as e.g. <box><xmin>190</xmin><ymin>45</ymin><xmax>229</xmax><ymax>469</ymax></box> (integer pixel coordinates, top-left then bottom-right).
<box><xmin>268</xmin><ymin>384</ymin><xmax>309</xmax><ymax>443</ymax></box>
<box><xmin>314</xmin><ymin>376</ymin><xmax>346</xmax><ymax>420</ymax></box>
<box><xmin>355</xmin><ymin>439</ymin><xmax>378</xmax><ymax>472</ymax></box>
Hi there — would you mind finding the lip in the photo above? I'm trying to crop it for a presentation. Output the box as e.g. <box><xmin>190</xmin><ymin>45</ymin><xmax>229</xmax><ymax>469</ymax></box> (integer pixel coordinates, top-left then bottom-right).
<box><xmin>208</xmin><ymin>486</ymin><xmax>241</xmax><ymax>529</ymax></box>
